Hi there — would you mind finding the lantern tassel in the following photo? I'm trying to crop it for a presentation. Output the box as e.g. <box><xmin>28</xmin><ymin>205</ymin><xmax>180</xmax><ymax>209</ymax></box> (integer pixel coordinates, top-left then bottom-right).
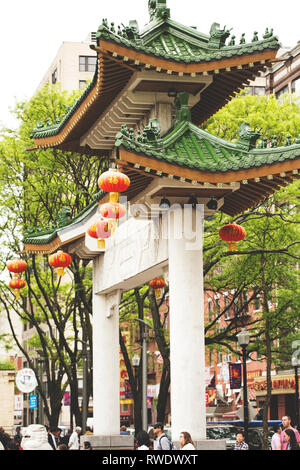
<box><xmin>14</xmin><ymin>289</ymin><xmax>20</xmax><ymax>299</ymax></box>
<box><xmin>109</xmin><ymin>192</ymin><xmax>119</xmax><ymax>203</ymax></box>
<box><xmin>57</xmin><ymin>267</ymin><xmax>65</xmax><ymax>277</ymax></box>
<box><xmin>155</xmin><ymin>288</ymin><xmax>162</xmax><ymax>299</ymax></box>
<box><xmin>97</xmin><ymin>239</ymin><xmax>105</xmax><ymax>249</ymax></box>
<box><xmin>228</xmin><ymin>241</ymin><xmax>237</xmax><ymax>252</ymax></box>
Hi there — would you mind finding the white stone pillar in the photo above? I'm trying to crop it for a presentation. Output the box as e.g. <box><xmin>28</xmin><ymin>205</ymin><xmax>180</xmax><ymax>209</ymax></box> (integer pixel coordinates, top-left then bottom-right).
<box><xmin>92</xmin><ymin>283</ymin><xmax>121</xmax><ymax>436</ymax></box>
<box><xmin>168</xmin><ymin>205</ymin><xmax>206</xmax><ymax>442</ymax></box>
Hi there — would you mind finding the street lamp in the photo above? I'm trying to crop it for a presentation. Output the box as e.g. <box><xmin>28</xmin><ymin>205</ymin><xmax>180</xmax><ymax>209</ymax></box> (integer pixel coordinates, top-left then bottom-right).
<box><xmin>292</xmin><ymin>353</ymin><xmax>300</xmax><ymax>429</ymax></box>
<box><xmin>132</xmin><ymin>353</ymin><xmax>140</xmax><ymax>377</ymax></box>
<box><xmin>237</xmin><ymin>328</ymin><xmax>250</xmax><ymax>443</ymax></box>
<box><xmin>134</xmin><ymin>318</ymin><xmax>152</xmax><ymax>431</ymax></box>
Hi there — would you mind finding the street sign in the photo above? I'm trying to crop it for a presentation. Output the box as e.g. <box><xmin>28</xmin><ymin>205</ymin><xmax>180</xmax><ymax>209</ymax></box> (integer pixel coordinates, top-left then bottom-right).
<box><xmin>14</xmin><ymin>394</ymin><xmax>24</xmax><ymax>411</ymax></box>
<box><xmin>29</xmin><ymin>394</ymin><xmax>37</xmax><ymax>410</ymax></box>
<box><xmin>16</xmin><ymin>368</ymin><xmax>38</xmax><ymax>393</ymax></box>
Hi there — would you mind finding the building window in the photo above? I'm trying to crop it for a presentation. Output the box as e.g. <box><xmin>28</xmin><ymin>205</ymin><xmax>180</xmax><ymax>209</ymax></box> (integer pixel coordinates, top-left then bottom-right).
<box><xmin>292</xmin><ymin>77</ymin><xmax>300</xmax><ymax>94</ymax></box>
<box><xmin>224</xmin><ymin>293</ymin><xmax>230</xmax><ymax>320</ymax></box>
<box><xmin>253</xmin><ymin>86</ymin><xmax>265</xmax><ymax>96</ymax></box>
<box><xmin>52</xmin><ymin>68</ymin><xmax>58</xmax><ymax>84</ymax></box>
<box><xmin>254</xmin><ymin>294</ymin><xmax>260</xmax><ymax>311</ymax></box>
<box><xmin>79</xmin><ymin>80</ymin><xmax>87</xmax><ymax>90</ymax></box>
<box><xmin>215</xmin><ymin>294</ymin><xmax>220</xmax><ymax>316</ymax></box>
<box><xmin>276</xmin><ymin>85</ymin><xmax>289</xmax><ymax>99</ymax></box>
<box><xmin>243</xmin><ymin>291</ymin><xmax>249</xmax><ymax>313</ymax></box>
<box><xmin>79</xmin><ymin>56</ymin><xmax>97</xmax><ymax>72</ymax></box>
<box><xmin>218</xmin><ymin>351</ymin><xmax>223</xmax><ymax>364</ymax></box>
<box><xmin>245</xmin><ymin>86</ymin><xmax>266</xmax><ymax>96</ymax></box>
<box><xmin>209</xmin><ymin>350</ymin><xmax>214</xmax><ymax>366</ymax></box>
<box><xmin>208</xmin><ymin>299</ymin><xmax>213</xmax><ymax>322</ymax></box>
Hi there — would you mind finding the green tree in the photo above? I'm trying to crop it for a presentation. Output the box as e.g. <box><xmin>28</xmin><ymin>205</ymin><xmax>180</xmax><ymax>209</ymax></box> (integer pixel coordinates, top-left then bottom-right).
<box><xmin>0</xmin><ymin>83</ymin><xmax>107</xmax><ymax>426</ymax></box>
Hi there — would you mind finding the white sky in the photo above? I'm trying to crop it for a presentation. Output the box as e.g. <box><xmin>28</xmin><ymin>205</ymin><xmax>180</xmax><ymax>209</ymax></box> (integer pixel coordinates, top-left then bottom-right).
<box><xmin>0</xmin><ymin>0</ymin><xmax>299</xmax><ymax>129</ymax></box>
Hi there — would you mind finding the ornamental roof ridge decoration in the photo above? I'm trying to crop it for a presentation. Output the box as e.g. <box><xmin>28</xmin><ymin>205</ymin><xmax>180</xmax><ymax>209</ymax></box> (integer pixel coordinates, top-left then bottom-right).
<box><xmin>23</xmin><ymin>191</ymin><xmax>105</xmax><ymax>245</ymax></box>
<box><xmin>95</xmin><ymin>15</ymin><xmax>280</xmax><ymax>63</ymax></box>
<box><xmin>29</xmin><ymin>0</ymin><xmax>280</xmax><ymax>154</ymax></box>
<box><xmin>115</xmin><ymin>99</ymin><xmax>300</xmax><ymax>175</ymax></box>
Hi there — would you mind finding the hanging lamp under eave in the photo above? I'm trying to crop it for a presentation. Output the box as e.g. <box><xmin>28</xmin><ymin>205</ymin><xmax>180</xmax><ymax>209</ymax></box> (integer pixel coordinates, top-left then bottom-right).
<box><xmin>149</xmin><ymin>277</ymin><xmax>167</xmax><ymax>299</ymax></box>
<box><xmin>49</xmin><ymin>250</ymin><xmax>72</xmax><ymax>277</ymax></box>
<box><xmin>7</xmin><ymin>259</ymin><xmax>28</xmax><ymax>278</ymax></box>
<box><xmin>98</xmin><ymin>168</ymin><xmax>130</xmax><ymax>203</ymax></box>
<box><xmin>218</xmin><ymin>223</ymin><xmax>246</xmax><ymax>252</ymax></box>
<box><xmin>9</xmin><ymin>278</ymin><xmax>26</xmax><ymax>299</ymax></box>
<box><xmin>95</xmin><ymin>219</ymin><xmax>112</xmax><ymax>249</ymax></box>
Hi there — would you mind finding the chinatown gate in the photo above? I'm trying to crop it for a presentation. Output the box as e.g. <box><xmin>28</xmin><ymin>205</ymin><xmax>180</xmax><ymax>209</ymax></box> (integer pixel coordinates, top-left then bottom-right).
<box><xmin>24</xmin><ymin>0</ymin><xmax>300</xmax><ymax>449</ymax></box>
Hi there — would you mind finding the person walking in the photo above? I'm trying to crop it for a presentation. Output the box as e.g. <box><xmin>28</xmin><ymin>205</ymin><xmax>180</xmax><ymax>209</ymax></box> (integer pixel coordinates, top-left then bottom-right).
<box><xmin>153</xmin><ymin>423</ymin><xmax>175</xmax><ymax>450</ymax></box>
<box><xmin>279</xmin><ymin>429</ymin><xmax>300</xmax><ymax>450</ymax></box>
<box><xmin>14</xmin><ymin>426</ymin><xmax>22</xmax><ymax>441</ymax></box>
<box><xmin>83</xmin><ymin>441</ymin><xmax>93</xmax><ymax>450</ymax></box>
<box><xmin>68</xmin><ymin>426</ymin><xmax>82</xmax><ymax>450</ymax></box>
<box><xmin>136</xmin><ymin>430</ymin><xmax>151</xmax><ymax>450</ymax></box>
<box><xmin>120</xmin><ymin>426</ymin><xmax>129</xmax><ymax>435</ymax></box>
<box><xmin>233</xmin><ymin>431</ymin><xmax>249</xmax><ymax>450</ymax></box>
<box><xmin>57</xmin><ymin>443</ymin><xmax>68</xmax><ymax>450</ymax></box>
<box><xmin>48</xmin><ymin>426</ymin><xmax>58</xmax><ymax>450</ymax></box>
<box><xmin>179</xmin><ymin>432</ymin><xmax>196</xmax><ymax>450</ymax></box>
<box><xmin>279</xmin><ymin>416</ymin><xmax>300</xmax><ymax>450</ymax></box>
<box><xmin>271</xmin><ymin>424</ymin><xmax>282</xmax><ymax>450</ymax></box>
<box><xmin>0</xmin><ymin>427</ymin><xmax>12</xmax><ymax>450</ymax></box>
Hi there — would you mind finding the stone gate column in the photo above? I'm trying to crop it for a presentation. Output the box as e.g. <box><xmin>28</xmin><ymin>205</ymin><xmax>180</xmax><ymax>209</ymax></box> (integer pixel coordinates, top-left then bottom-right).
<box><xmin>88</xmin><ymin>261</ymin><xmax>133</xmax><ymax>449</ymax></box>
<box><xmin>168</xmin><ymin>204</ymin><xmax>206</xmax><ymax>444</ymax></box>
<box><xmin>92</xmin><ymin>290</ymin><xmax>121</xmax><ymax>436</ymax></box>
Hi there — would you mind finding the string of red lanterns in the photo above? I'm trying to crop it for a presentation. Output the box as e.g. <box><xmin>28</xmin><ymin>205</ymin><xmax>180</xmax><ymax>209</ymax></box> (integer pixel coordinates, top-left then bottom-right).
<box><xmin>7</xmin><ymin>258</ymin><xmax>28</xmax><ymax>298</ymax></box>
<box><xmin>86</xmin><ymin>168</ymin><xmax>131</xmax><ymax>249</ymax></box>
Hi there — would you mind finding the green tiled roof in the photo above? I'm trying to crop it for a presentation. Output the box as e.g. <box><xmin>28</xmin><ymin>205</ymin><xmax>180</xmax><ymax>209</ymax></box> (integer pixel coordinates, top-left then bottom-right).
<box><xmin>115</xmin><ymin>119</ymin><xmax>300</xmax><ymax>174</ymax></box>
<box><xmin>30</xmin><ymin>64</ymin><xmax>98</xmax><ymax>140</ymax></box>
<box><xmin>31</xmin><ymin>6</ymin><xmax>280</xmax><ymax>142</ymax></box>
<box><xmin>96</xmin><ymin>17</ymin><xmax>280</xmax><ymax>63</ymax></box>
<box><xmin>23</xmin><ymin>190</ymin><xmax>105</xmax><ymax>245</ymax></box>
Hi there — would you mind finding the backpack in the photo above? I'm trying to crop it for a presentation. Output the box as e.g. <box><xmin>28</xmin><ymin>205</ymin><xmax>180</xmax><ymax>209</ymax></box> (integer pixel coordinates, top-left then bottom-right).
<box><xmin>158</xmin><ymin>433</ymin><xmax>176</xmax><ymax>450</ymax></box>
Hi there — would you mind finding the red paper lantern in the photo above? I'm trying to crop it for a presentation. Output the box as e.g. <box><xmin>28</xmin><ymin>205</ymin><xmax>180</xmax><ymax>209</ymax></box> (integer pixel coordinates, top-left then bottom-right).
<box><xmin>87</xmin><ymin>223</ymin><xmax>98</xmax><ymax>240</ymax></box>
<box><xmin>96</xmin><ymin>220</ymin><xmax>112</xmax><ymax>249</ymax></box>
<box><xmin>149</xmin><ymin>278</ymin><xmax>166</xmax><ymax>299</ymax></box>
<box><xmin>218</xmin><ymin>223</ymin><xmax>246</xmax><ymax>251</ymax></box>
<box><xmin>99</xmin><ymin>202</ymin><xmax>126</xmax><ymax>220</ymax></box>
<box><xmin>7</xmin><ymin>259</ymin><xmax>28</xmax><ymax>278</ymax></box>
<box><xmin>98</xmin><ymin>169</ymin><xmax>130</xmax><ymax>202</ymax></box>
<box><xmin>49</xmin><ymin>250</ymin><xmax>72</xmax><ymax>277</ymax></box>
<box><xmin>9</xmin><ymin>278</ymin><xmax>26</xmax><ymax>299</ymax></box>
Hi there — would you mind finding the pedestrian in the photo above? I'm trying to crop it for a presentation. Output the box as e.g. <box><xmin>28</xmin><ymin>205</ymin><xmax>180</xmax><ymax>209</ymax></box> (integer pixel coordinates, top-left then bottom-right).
<box><xmin>179</xmin><ymin>432</ymin><xmax>196</xmax><ymax>450</ymax></box>
<box><xmin>84</xmin><ymin>426</ymin><xmax>93</xmax><ymax>436</ymax></box>
<box><xmin>120</xmin><ymin>426</ymin><xmax>129</xmax><ymax>435</ymax></box>
<box><xmin>0</xmin><ymin>427</ymin><xmax>13</xmax><ymax>450</ymax></box>
<box><xmin>14</xmin><ymin>426</ymin><xmax>22</xmax><ymax>441</ymax></box>
<box><xmin>136</xmin><ymin>430</ymin><xmax>151</xmax><ymax>450</ymax></box>
<box><xmin>60</xmin><ymin>429</ymin><xmax>72</xmax><ymax>447</ymax></box>
<box><xmin>279</xmin><ymin>416</ymin><xmax>300</xmax><ymax>450</ymax></box>
<box><xmin>83</xmin><ymin>441</ymin><xmax>93</xmax><ymax>450</ymax></box>
<box><xmin>279</xmin><ymin>429</ymin><xmax>300</xmax><ymax>451</ymax></box>
<box><xmin>13</xmin><ymin>435</ymin><xmax>22</xmax><ymax>450</ymax></box>
<box><xmin>148</xmin><ymin>427</ymin><xmax>155</xmax><ymax>449</ymax></box>
<box><xmin>233</xmin><ymin>431</ymin><xmax>249</xmax><ymax>450</ymax></box>
<box><xmin>57</xmin><ymin>443</ymin><xmax>68</xmax><ymax>450</ymax></box>
<box><xmin>271</xmin><ymin>424</ymin><xmax>282</xmax><ymax>450</ymax></box>
<box><xmin>48</xmin><ymin>426</ymin><xmax>58</xmax><ymax>450</ymax></box>
<box><xmin>68</xmin><ymin>426</ymin><xmax>81</xmax><ymax>450</ymax></box>
<box><xmin>153</xmin><ymin>423</ymin><xmax>175</xmax><ymax>450</ymax></box>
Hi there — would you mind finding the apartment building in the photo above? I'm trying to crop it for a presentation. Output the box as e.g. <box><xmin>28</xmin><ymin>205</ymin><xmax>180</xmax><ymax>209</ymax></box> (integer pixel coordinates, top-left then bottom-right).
<box><xmin>37</xmin><ymin>33</ymin><xmax>97</xmax><ymax>92</ymax></box>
